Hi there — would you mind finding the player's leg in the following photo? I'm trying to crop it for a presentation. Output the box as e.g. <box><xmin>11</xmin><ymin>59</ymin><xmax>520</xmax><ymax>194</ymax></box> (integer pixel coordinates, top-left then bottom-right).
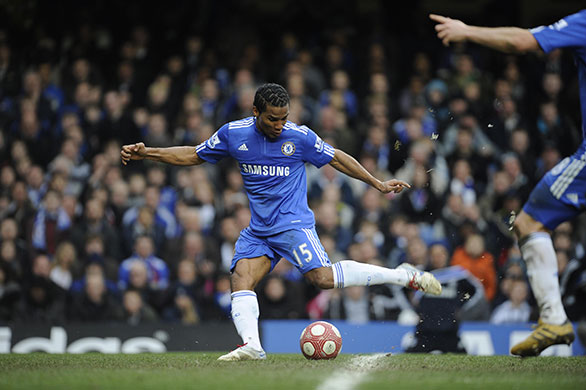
<box><xmin>271</xmin><ymin>227</ymin><xmax>441</xmax><ymax>295</ymax></box>
<box><xmin>511</xmin><ymin>211</ymin><xmax>574</xmax><ymax>356</ymax></box>
<box><xmin>509</xmin><ymin>161</ymin><xmax>583</xmax><ymax>356</ymax></box>
<box><xmin>231</xmin><ymin>256</ymin><xmax>272</xmax><ymax>344</ymax></box>
<box><xmin>510</xmin><ymin>210</ymin><xmax>575</xmax><ymax>356</ymax></box>
<box><xmin>218</xmin><ymin>228</ymin><xmax>275</xmax><ymax>361</ymax></box>
<box><xmin>514</xmin><ymin>211</ymin><xmax>567</xmax><ymax>325</ymax></box>
<box><xmin>304</xmin><ymin>260</ymin><xmax>441</xmax><ymax>295</ymax></box>
<box><xmin>218</xmin><ymin>256</ymin><xmax>271</xmax><ymax>361</ymax></box>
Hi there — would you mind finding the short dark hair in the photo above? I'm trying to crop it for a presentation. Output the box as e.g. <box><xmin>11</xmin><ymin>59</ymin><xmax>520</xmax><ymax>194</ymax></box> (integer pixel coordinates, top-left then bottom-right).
<box><xmin>253</xmin><ymin>83</ymin><xmax>289</xmax><ymax>113</ymax></box>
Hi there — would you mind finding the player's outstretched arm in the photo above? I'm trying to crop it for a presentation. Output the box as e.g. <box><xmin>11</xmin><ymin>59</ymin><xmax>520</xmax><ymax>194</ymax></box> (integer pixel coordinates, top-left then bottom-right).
<box><xmin>120</xmin><ymin>142</ymin><xmax>205</xmax><ymax>166</ymax></box>
<box><xmin>329</xmin><ymin>149</ymin><xmax>410</xmax><ymax>194</ymax></box>
<box><xmin>429</xmin><ymin>14</ymin><xmax>540</xmax><ymax>54</ymax></box>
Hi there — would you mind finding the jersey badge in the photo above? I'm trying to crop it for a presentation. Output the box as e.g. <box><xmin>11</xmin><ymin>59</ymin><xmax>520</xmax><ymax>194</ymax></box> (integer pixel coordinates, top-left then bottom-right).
<box><xmin>281</xmin><ymin>141</ymin><xmax>296</xmax><ymax>156</ymax></box>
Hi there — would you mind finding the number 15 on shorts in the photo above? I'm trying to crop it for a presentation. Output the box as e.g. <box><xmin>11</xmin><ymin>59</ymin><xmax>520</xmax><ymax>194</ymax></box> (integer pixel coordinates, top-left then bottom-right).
<box><xmin>293</xmin><ymin>243</ymin><xmax>312</xmax><ymax>266</ymax></box>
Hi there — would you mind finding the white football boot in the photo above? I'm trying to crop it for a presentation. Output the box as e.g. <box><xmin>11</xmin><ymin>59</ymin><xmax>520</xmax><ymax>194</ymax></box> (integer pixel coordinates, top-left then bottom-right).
<box><xmin>398</xmin><ymin>263</ymin><xmax>442</xmax><ymax>296</ymax></box>
<box><xmin>217</xmin><ymin>343</ymin><xmax>267</xmax><ymax>361</ymax></box>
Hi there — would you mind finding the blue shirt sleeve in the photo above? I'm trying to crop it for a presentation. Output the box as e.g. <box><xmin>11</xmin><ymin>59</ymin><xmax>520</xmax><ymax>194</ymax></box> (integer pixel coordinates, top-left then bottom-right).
<box><xmin>195</xmin><ymin>123</ymin><xmax>231</xmax><ymax>164</ymax></box>
<box><xmin>530</xmin><ymin>10</ymin><xmax>586</xmax><ymax>53</ymax></box>
<box><xmin>301</xmin><ymin>125</ymin><xmax>336</xmax><ymax>168</ymax></box>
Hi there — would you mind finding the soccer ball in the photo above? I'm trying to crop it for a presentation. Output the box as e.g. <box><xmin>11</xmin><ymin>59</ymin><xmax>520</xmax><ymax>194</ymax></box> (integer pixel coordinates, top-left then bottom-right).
<box><xmin>299</xmin><ymin>321</ymin><xmax>342</xmax><ymax>360</ymax></box>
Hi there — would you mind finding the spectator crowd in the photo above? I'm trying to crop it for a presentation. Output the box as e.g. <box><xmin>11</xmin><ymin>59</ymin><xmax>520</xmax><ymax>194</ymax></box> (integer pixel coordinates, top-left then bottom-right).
<box><xmin>0</xmin><ymin>3</ymin><xmax>585</xmax><ymax>330</ymax></box>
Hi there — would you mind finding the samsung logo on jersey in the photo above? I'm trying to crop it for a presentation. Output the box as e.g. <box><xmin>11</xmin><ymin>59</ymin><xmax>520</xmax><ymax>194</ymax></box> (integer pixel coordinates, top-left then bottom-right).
<box><xmin>240</xmin><ymin>164</ymin><xmax>290</xmax><ymax>176</ymax></box>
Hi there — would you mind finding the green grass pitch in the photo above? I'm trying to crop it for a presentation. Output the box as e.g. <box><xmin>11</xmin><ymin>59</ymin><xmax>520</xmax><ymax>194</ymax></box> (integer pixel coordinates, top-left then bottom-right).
<box><xmin>1</xmin><ymin>353</ymin><xmax>585</xmax><ymax>390</ymax></box>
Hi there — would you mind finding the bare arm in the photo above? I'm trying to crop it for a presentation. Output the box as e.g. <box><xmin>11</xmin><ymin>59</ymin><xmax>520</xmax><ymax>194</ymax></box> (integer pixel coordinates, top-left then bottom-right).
<box><xmin>120</xmin><ymin>142</ymin><xmax>205</xmax><ymax>166</ymax></box>
<box><xmin>429</xmin><ymin>14</ymin><xmax>541</xmax><ymax>54</ymax></box>
<box><xmin>329</xmin><ymin>149</ymin><xmax>410</xmax><ymax>194</ymax></box>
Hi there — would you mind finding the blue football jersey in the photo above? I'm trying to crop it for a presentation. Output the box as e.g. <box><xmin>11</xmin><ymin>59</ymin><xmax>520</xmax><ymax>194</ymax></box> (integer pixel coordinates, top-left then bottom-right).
<box><xmin>531</xmin><ymin>9</ymin><xmax>586</xmax><ymax>138</ymax></box>
<box><xmin>195</xmin><ymin>117</ymin><xmax>335</xmax><ymax>236</ymax></box>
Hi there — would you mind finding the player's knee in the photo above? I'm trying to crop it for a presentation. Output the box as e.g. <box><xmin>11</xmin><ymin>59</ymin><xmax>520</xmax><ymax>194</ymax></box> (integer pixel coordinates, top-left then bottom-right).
<box><xmin>231</xmin><ymin>270</ymin><xmax>255</xmax><ymax>291</ymax></box>
<box><xmin>313</xmin><ymin>277</ymin><xmax>334</xmax><ymax>289</ymax></box>
<box><xmin>305</xmin><ymin>268</ymin><xmax>334</xmax><ymax>289</ymax></box>
<box><xmin>513</xmin><ymin>211</ymin><xmax>546</xmax><ymax>241</ymax></box>
<box><xmin>512</xmin><ymin>217</ymin><xmax>526</xmax><ymax>240</ymax></box>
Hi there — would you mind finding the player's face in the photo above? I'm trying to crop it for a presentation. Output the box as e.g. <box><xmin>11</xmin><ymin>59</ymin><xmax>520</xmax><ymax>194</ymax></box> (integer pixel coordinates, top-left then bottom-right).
<box><xmin>254</xmin><ymin>104</ymin><xmax>289</xmax><ymax>139</ymax></box>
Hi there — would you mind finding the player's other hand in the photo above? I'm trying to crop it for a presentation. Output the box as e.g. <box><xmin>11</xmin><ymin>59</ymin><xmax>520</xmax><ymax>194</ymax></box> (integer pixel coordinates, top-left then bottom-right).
<box><xmin>379</xmin><ymin>179</ymin><xmax>411</xmax><ymax>194</ymax></box>
<box><xmin>429</xmin><ymin>14</ymin><xmax>469</xmax><ymax>46</ymax></box>
<box><xmin>120</xmin><ymin>142</ymin><xmax>147</xmax><ymax>165</ymax></box>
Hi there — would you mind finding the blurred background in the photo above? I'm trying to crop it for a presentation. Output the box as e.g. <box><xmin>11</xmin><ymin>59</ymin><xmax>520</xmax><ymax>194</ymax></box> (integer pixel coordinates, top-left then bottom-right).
<box><xmin>0</xmin><ymin>0</ymin><xmax>585</xmax><ymax>354</ymax></box>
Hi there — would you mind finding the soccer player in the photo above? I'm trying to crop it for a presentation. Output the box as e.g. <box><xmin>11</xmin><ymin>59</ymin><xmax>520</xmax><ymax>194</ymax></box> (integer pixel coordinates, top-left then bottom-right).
<box><xmin>430</xmin><ymin>10</ymin><xmax>586</xmax><ymax>356</ymax></box>
<box><xmin>121</xmin><ymin>83</ymin><xmax>442</xmax><ymax>360</ymax></box>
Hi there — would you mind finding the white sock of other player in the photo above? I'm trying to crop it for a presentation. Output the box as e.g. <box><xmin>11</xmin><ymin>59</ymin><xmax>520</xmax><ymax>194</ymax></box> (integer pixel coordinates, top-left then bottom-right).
<box><xmin>520</xmin><ymin>232</ymin><xmax>568</xmax><ymax>325</ymax></box>
<box><xmin>230</xmin><ymin>290</ymin><xmax>263</xmax><ymax>351</ymax></box>
<box><xmin>331</xmin><ymin>260</ymin><xmax>411</xmax><ymax>289</ymax></box>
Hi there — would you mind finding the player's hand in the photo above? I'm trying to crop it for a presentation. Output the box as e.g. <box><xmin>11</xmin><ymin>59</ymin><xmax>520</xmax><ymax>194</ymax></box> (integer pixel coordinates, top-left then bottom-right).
<box><xmin>429</xmin><ymin>14</ymin><xmax>470</xmax><ymax>46</ymax></box>
<box><xmin>120</xmin><ymin>142</ymin><xmax>147</xmax><ymax>165</ymax></box>
<box><xmin>378</xmin><ymin>179</ymin><xmax>411</xmax><ymax>194</ymax></box>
